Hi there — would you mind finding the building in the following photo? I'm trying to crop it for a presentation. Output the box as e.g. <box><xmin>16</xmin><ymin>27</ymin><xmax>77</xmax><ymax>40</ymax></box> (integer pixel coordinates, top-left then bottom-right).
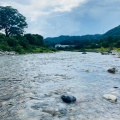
<box><xmin>55</xmin><ymin>44</ymin><xmax>75</xmax><ymax>48</ymax></box>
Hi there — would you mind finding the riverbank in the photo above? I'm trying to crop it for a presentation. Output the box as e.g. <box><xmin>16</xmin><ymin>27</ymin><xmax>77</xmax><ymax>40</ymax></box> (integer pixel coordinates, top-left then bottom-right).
<box><xmin>55</xmin><ymin>47</ymin><xmax>120</xmax><ymax>53</ymax></box>
<box><xmin>77</xmin><ymin>48</ymin><xmax>120</xmax><ymax>53</ymax></box>
<box><xmin>0</xmin><ymin>47</ymin><xmax>57</xmax><ymax>55</ymax></box>
<box><xmin>0</xmin><ymin>51</ymin><xmax>16</xmax><ymax>55</ymax></box>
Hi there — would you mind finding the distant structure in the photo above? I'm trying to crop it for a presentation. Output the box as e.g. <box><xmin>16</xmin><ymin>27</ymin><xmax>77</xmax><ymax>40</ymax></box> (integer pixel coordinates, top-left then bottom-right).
<box><xmin>55</xmin><ymin>44</ymin><xmax>75</xmax><ymax>48</ymax></box>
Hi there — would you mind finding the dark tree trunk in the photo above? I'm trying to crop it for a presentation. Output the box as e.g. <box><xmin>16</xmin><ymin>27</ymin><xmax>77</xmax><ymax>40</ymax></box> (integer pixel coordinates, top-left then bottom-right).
<box><xmin>5</xmin><ymin>28</ymin><xmax>9</xmax><ymax>37</ymax></box>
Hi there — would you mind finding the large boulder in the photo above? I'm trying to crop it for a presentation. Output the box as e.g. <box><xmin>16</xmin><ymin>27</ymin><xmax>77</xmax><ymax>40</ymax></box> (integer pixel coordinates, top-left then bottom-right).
<box><xmin>103</xmin><ymin>94</ymin><xmax>117</xmax><ymax>103</ymax></box>
<box><xmin>61</xmin><ymin>95</ymin><xmax>76</xmax><ymax>103</ymax></box>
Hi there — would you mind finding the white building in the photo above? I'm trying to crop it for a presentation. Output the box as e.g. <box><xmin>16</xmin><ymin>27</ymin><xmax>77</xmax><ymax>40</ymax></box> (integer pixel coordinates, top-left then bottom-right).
<box><xmin>55</xmin><ymin>44</ymin><xmax>75</xmax><ymax>48</ymax></box>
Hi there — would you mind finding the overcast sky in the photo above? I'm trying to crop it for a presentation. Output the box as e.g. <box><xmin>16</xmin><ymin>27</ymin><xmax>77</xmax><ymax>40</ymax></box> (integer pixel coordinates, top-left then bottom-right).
<box><xmin>0</xmin><ymin>0</ymin><xmax>120</xmax><ymax>38</ymax></box>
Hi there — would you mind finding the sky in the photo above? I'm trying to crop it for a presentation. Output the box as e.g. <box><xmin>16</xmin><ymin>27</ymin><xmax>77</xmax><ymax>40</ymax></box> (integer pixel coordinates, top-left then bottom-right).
<box><xmin>0</xmin><ymin>0</ymin><xmax>120</xmax><ymax>38</ymax></box>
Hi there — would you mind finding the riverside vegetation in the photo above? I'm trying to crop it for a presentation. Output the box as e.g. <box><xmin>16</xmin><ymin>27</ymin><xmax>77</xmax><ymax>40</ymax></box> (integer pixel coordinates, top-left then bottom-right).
<box><xmin>0</xmin><ymin>33</ymin><xmax>57</xmax><ymax>54</ymax></box>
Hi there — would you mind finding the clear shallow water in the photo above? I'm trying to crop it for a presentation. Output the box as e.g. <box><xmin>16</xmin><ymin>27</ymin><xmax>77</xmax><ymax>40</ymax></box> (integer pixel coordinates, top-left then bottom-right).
<box><xmin>0</xmin><ymin>52</ymin><xmax>120</xmax><ymax>120</ymax></box>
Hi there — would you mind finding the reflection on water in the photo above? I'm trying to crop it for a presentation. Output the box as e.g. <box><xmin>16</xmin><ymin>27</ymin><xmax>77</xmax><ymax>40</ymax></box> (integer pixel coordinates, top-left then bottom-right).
<box><xmin>0</xmin><ymin>52</ymin><xmax>120</xmax><ymax>120</ymax></box>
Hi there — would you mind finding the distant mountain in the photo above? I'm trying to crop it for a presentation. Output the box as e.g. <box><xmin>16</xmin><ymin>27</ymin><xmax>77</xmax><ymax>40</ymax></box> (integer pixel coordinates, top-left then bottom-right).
<box><xmin>45</xmin><ymin>35</ymin><xmax>71</xmax><ymax>44</ymax></box>
<box><xmin>45</xmin><ymin>25</ymin><xmax>120</xmax><ymax>49</ymax></box>
<box><xmin>45</xmin><ymin>34</ymin><xmax>101</xmax><ymax>45</ymax></box>
<box><xmin>103</xmin><ymin>25</ymin><xmax>120</xmax><ymax>37</ymax></box>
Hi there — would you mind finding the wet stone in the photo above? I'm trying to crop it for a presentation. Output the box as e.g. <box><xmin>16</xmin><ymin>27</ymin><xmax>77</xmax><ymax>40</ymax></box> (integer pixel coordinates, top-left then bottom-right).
<box><xmin>61</xmin><ymin>95</ymin><xmax>76</xmax><ymax>103</ymax></box>
<box><xmin>113</xmin><ymin>86</ymin><xmax>118</xmax><ymax>89</ymax></box>
<box><xmin>107</xmin><ymin>68</ymin><xmax>116</xmax><ymax>74</ymax></box>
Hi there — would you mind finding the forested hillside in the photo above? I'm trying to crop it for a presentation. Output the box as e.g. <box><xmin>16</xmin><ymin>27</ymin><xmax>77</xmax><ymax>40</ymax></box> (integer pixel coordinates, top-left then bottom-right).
<box><xmin>45</xmin><ymin>25</ymin><xmax>120</xmax><ymax>50</ymax></box>
<box><xmin>103</xmin><ymin>25</ymin><xmax>120</xmax><ymax>37</ymax></box>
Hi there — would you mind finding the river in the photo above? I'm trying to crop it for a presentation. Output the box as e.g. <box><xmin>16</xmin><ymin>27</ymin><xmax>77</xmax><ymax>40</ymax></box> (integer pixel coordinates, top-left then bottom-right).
<box><xmin>0</xmin><ymin>52</ymin><xmax>120</xmax><ymax>120</ymax></box>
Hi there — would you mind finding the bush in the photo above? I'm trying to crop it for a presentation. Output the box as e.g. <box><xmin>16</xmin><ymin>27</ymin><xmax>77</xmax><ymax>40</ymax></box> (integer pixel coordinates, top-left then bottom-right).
<box><xmin>7</xmin><ymin>37</ymin><xmax>19</xmax><ymax>47</ymax></box>
<box><xmin>13</xmin><ymin>45</ymin><xmax>25</xmax><ymax>54</ymax></box>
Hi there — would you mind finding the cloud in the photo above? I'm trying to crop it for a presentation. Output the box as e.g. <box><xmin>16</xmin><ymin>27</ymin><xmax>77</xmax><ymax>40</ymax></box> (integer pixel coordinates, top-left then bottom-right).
<box><xmin>0</xmin><ymin>0</ymin><xmax>87</xmax><ymax>21</ymax></box>
<box><xmin>1</xmin><ymin>0</ymin><xmax>120</xmax><ymax>37</ymax></box>
<box><xmin>28</xmin><ymin>0</ymin><xmax>87</xmax><ymax>12</ymax></box>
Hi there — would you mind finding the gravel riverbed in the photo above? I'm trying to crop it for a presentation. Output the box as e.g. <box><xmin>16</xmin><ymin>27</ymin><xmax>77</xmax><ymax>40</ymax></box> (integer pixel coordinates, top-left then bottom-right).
<box><xmin>0</xmin><ymin>52</ymin><xmax>120</xmax><ymax>120</ymax></box>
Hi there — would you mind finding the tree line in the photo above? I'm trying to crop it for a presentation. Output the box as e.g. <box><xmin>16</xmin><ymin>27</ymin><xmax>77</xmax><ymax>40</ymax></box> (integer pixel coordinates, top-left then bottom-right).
<box><xmin>0</xmin><ymin>33</ymin><xmax>47</xmax><ymax>53</ymax></box>
<box><xmin>54</xmin><ymin>36</ymin><xmax>120</xmax><ymax>51</ymax></box>
<box><xmin>45</xmin><ymin>34</ymin><xmax>120</xmax><ymax>51</ymax></box>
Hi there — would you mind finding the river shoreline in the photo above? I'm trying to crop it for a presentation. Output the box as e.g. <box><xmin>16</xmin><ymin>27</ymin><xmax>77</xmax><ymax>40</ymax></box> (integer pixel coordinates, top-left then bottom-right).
<box><xmin>0</xmin><ymin>51</ymin><xmax>16</xmax><ymax>55</ymax></box>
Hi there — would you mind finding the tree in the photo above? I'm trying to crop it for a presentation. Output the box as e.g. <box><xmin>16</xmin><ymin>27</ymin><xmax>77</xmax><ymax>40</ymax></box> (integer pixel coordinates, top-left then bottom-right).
<box><xmin>0</xmin><ymin>6</ymin><xmax>27</xmax><ymax>37</ymax></box>
<box><xmin>24</xmin><ymin>34</ymin><xmax>44</xmax><ymax>46</ymax></box>
<box><xmin>34</xmin><ymin>34</ymin><xmax>44</xmax><ymax>46</ymax></box>
<box><xmin>7</xmin><ymin>37</ymin><xmax>19</xmax><ymax>47</ymax></box>
<box><xmin>116</xmin><ymin>40</ymin><xmax>120</xmax><ymax>47</ymax></box>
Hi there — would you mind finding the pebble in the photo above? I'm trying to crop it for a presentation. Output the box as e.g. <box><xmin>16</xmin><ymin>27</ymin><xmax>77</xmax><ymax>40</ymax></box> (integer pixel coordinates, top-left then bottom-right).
<box><xmin>103</xmin><ymin>94</ymin><xmax>117</xmax><ymax>103</ymax></box>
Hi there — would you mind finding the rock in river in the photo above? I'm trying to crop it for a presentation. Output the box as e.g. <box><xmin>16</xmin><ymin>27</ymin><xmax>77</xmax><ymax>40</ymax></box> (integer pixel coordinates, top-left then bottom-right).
<box><xmin>61</xmin><ymin>95</ymin><xmax>76</xmax><ymax>103</ymax></box>
<box><xmin>82</xmin><ymin>52</ymin><xmax>87</xmax><ymax>54</ymax></box>
<box><xmin>107</xmin><ymin>68</ymin><xmax>116</xmax><ymax>74</ymax></box>
<box><xmin>113</xmin><ymin>86</ymin><xmax>118</xmax><ymax>89</ymax></box>
<box><xmin>103</xmin><ymin>94</ymin><xmax>117</xmax><ymax>103</ymax></box>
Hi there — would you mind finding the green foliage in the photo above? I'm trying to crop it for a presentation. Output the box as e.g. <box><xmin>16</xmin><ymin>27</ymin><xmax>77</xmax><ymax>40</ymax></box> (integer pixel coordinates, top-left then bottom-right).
<box><xmin>45</xmin><ymin>35</ymin><xmax>100</xmax><ymax>45</ymax></box>
<box><xmin>24</xmin><ymin>34</ymin><xmax>44</xmax><ymax>46</ymax></box>
<box><xmin>115</xmin><ymin>40</ymin><xmax>120</xmax><ymax>47</ymax></box>
<box><xmin>0</xmin><ymin>33</ymin><xmax>55</xmax><ymax>54</ymax></box>
<box><xmin>13</xmin><ymin>45</ymin><xmax>25</xmax><ymax>54</ymax></box>
<box><xmin>103</xmin><ymin>25</ymin><xmax>120</xmax><ymax>37</ymax></box>
<box><xmin>115</xmin><ymin>48</ymin><xmax>120</xmax><ymax>52</ymax></box>
<box><xmin>0</xmin><ymin>41</ymin><xmax>11</xmax><ymax>51</ymax></box>
<box><xmin>7</xmin><ymin>37</ymin><xmax>19</xmax><ymax>47</ymax></box>
<box><xmin>18</xmin><ymin>37</ymin><xmax>29</xmax><ymax>49</ymax></box>
<box><xmin>46</xmin><ymin>34</ymin><xmax>120</xmax><ymax>51</ymax></box>
<box><xmin>0</xmin><ymin>6</ymin><xmax>27</xmax><ymax>37</ymax></box>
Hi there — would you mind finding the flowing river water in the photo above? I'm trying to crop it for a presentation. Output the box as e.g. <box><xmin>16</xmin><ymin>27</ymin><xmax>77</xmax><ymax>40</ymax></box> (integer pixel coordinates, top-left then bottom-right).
<box><xmin>0</xmin><ymin>52</ymin><xmax>120</xmax><ymax>120</ymax></box>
